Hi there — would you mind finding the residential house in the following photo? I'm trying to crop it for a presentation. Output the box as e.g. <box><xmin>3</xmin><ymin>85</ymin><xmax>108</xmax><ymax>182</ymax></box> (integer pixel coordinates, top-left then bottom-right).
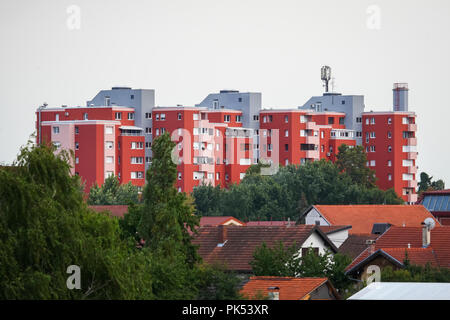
<box><xmin>299</xmin><ymin>205</ymin><xmax>440</xmax><ymax>235</ymax></box>
<box><xmin>241</xmin><ymin>276</ymin><xmax>340</xmax><ymax>300</ymax></box>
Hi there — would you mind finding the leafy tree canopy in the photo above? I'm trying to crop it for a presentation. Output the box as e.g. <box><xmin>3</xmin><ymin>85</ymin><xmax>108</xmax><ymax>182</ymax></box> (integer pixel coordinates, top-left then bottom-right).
<box><xmin>88</xmin><ymin>175</ymin><xmax>139</xmax><ymax>205</ymax></box>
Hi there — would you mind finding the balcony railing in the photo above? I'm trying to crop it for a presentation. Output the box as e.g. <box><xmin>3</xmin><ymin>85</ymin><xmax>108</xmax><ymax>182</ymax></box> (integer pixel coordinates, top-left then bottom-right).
<box><xmin>407</xmin><ymin>152</ymin><xmax>418</xmax><ymax>160</ymax></box>
<box><xmin>408</xmin><ymin>166</ymin><xmax>418</xmax><ymax>174</ymax></box>
<box><xmin>407</xmin><ymin>193</ymin><xmax>418</xmax><ymax>203</ymax></box>
<box><xmin>408</xmin><ymin>123</ymin><xmax>417</xmax><ymax>132</ymax></box>
<box><xmin>407</xmin><ymin>180</ymin><xmax>418</xmax><ymax>189</ymax></box>
<box><xmin>406</xmin><ymin>137</ymin><xmax>417</xmax><ymax>146</ymax></box>
<box><xmin>305</xmin><ymin>149</ymin><xmax>320</xmax><ymax>159</ymax></box>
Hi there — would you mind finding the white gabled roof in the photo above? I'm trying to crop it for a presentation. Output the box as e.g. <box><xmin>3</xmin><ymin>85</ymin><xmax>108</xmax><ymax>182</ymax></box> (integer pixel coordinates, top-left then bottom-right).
<box><xmin>348</xmin><ymin>282</ymin><xmax>450</xmax><ymax>300</ymax></box>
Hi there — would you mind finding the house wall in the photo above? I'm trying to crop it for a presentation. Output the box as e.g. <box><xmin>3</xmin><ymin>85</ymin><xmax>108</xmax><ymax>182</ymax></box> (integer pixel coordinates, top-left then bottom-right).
<box><xmin>326</xmin><ymin>229</ymin><xmax>349</xmax><ymax>249</ymax></box>
<box><xmin>304</xmin><ymin>208</ymin><xmax>330</xmax><ymax>226</ymax></box>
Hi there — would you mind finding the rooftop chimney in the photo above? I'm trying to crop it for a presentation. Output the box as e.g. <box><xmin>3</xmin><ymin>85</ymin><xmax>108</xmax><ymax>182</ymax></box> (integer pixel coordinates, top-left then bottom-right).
<box><xmin>393</xmin><ymin>83</ymin><xmax>409</xmax><ymax>112</ymax></box>
<box><xmin>366</xmin><ymin>239</ymin><xmax>376</xmax><ymax>254</ymax></box>
<box><xmin>421</xmin><ymin>222</ymin><xmax>431</xmax><ymax>247</ymax></box>
<box><xmin>217</xmin><ymin>225</ymin><xmax>228</xmax><ymax>247</ymax></box>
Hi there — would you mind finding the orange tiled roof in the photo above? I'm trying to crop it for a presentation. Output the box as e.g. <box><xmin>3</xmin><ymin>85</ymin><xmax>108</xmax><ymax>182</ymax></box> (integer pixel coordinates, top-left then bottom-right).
<box><xmin>345</xmin><ymin>226</ymin><xmax>450</xmax><ymax>273</ymax></box>
<box><xmin>192</xmin><ymin>225</ymin><xmax>337</xmax><ymax>272</ymax></box>
<box><xmin>312</xmin><ymin>205</ymin><xmax>439</xmax><ymax>235</ymax></box>
<box><xmin>241</xmin><ymin>277</ymin><xmax>330</xmax><ymax>300</ymax></box>
<box><xmin>89</xmin><ymin>205</ymin><xmax>128</xmax><ymax>217</ymax></box>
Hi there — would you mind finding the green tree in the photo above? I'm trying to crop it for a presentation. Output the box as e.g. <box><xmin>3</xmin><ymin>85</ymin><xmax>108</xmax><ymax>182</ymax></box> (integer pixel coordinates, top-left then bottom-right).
<box><xmin>336</xmin><ymin>144</ymin><xmax>377</xmax><ymax>188</ymax></box>
<box><xmin>418</xmin><ymin>171</ymin><xmax>446</xmax><ymax>194</ymax></box>
<box><xmin>0</xmin><ymin>141</ymin><xmax>153</xmax><ymax>299</ymax></box>
<box><xmin>250</xmin><ymin>243</ymin><xmax>352</xmax><ymax>293</ymax></box>
<box><xmin>136</xmin><ymin>132</ymin><xmax>200</xmax><ymax>265</ymax></box>
<box><xmin>88</xmin><ymin>175</ymin><xmax>139</xmax><ymax>205</ymax></box>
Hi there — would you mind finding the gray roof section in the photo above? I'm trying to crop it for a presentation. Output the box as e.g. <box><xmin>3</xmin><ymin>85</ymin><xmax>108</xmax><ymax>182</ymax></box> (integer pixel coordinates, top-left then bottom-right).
<box><xmin>348</xmin><ymin>282</ymin><xmax>450</xmax><ymax>300</ymax></box>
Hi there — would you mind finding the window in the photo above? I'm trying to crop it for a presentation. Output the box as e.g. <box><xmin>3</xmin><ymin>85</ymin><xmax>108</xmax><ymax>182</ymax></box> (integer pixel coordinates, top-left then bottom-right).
<box><xmin>388</xmin><ymin>117</ymin><xmax>392</xmax><ymax>124</ymax></box>
<box><xmin>238</xmin><ymin>97</ymin><xmax>242</xmax><ymax>102</ymax></box>
<box><xmin>213</xmin><ymin>100</ymin><xmax>219</xmax><ymax>109</ymax></box>
<box><xmin>83</xmin><ymin>113</ymin><xmax>88</xmax><ymax>120</ymax></box>
<box><xmin>370</xmin><ymin>145</ymin><xmax>376</xmax><ymax>152</ymax></box>
<box><xmin>155</xmin><ymin>129</ymin><xmax>159</xmax><ymax>136</ymax></box>
<box><xmin>146</xmin><ymin>157</ymin><xmax>152</xmax><ymax>163</ymax></box>
<box><xmin>321</xmin><ymin>145</ymin><xmax>324</xmax><ymax>152</ymax></box>
<box><xmin>263</xmin><ymin>116</ymin><xmax>267</xmax><ymax>123</ymax></box>
<box><xmin>388</xmin><ymin>145</ymin><xmax>392</xmax><ymax>152</ymax></box>
<box><xmin>268</xmin><ymin>144</ymin><xmax>273</xmax><ymax>151</ymax></box>
<box><xmin>131</xmin><ymin>142</ymin><xmax>143</xmax><ymax>149</ymax></box>
<box><xmin>403</xmin><ymin>173</ymin><xmax>413</xmax><ymax>181</ymax></box>
<box><xmin>128</xmin><ymin>113</ymin><xmax>134</xmax><ymax>120</ymax></box>
<box><xmin>356</xmin><ymin>117</ymin><xmax>362</xmax><ymax>123</ymax></box>
<box><xmin>193</xmin><ymin>128</ymin><xmax>199</xmax><ymax>135</ymax></box>
<box><xmin>130</xmin><ymin>94</ymin><xmax>134</xmax><ymax>100</ymax></box>
<box><xmin>285</xmin><ymin>115</ymin><xmax>289</xmax><ymax>123</ymax></box>
<box><xmin>145</xmin><ymin>113</ymin><xmax>151</xmax><ymax>119</ymax></box>
<box><xmin>388</xmin><ymin>160</ymin><xmax>392</xmax><ymax>167</ymax></box>
<box><xmin>106</xmin><ymin>156</ymin><xmax>114</xmax><ymax>164</ymax></box>
<box><xmin>224</xmin><ymin>115</ymin><xmax>231</xmax><ymax>122</ymax></box>
<box><xmin>388</xmin><ymin>131</ymin><xmax>392</xmax><ymax>139</ymax></box>
<box><xmin>301</xmin><ymin>248</ymin><xmax>319</xmax><ymax>257</ymax></box>
<box><xmin>371</xmin><ymin>117</ymin><xmax>375</xmax><ymax>124</ymax></box>
<box><xmin>105</xmin><ymin>171</ymin><xmax>114</xmax><ymax>178</ymax></box>
<box><xmin>178</xmin><ymin>172</ymin><xmax>182</xmax><ymax>180</ymax></box>
<box><xmin>370</xmin><ymin>160</ymin><xmax>376</xmax><ymax>166</ymax></box>
<box><xmin>177</xmin><ymin>113</ymin><xmax>182</xmax><ymax>120</ymax></box>
<box><xmin>403</xmin><ymin>159</ymin><xmax>413</xmax><ymax>167</ymax></box>
<box><xmin>105</xmin><ymin>126</ymin><xmax>113</xmax><ymax>135</ymax></box>
<box><xmin>216</xmin><ymin>173</ymin><xmax>220</xmax><ymax>180</ymax></box>
<box><xmin>388</xmin><ymin>174</ymin><xmax>392</xmax><ymax>181</ymax></box>
<box><xmin>268</xmin><ymin>115</ymin><xmax>273</xmax><ymax>122</ymax></box>
<box><xmin>285</xmin><ymin>144</ymin><xmax>289</xmax><ymax>151</ymax></box>
<box><xmin>339</xmin><ymin>117</ymin><xmax>345</xmax><ymax>125</ymax></box>
<box><xmin>365</xmin><ymin>118</ymin><xmax>369</xmax><ymax>125</ymax></box>
<box><xmin>193</xmin><ymin>113</ymin><xmax>199</xmax><ymax>121</ymax></box>
<box><xmin>53</xmin><ymin>126</ymin><xmax>59</xmax><ymax>134</ymax></box>
<box><xmin>55</xmin><ymin>114</ymin><xmax>59</xmax><ymax>121</ymax></box>
<box><xmin>160</xmin><ymin>113</ymin><xmax>166</xmax><ymax>121</ymax></box>
<box><xmin>131</xmin><ymin>172</ymin><xmax>144</xmax><ymax>179</ymax></box>
<box><xmin>145</xmin><ymin>127</ymin><xmax>152</xmax><ymax>134</ymax></box>
<box><xmin>236</xmin><ymin>115</ymin><xmax>242</xmax><ymax>122</ymax></box>
<box><xmin>53</xmin><ymin>142</ymin><xmax>61</xmax><ymax>149</ymax></box>
<box><xmin>105</xmin><ymin>97</ymin><xmax>110</xmax><ymax>106</ymax></box>
<box><xmin>285</xmin><ymin>130</ymin><xmax>289</xmax><ymax>137</ymax></box>
<box><xmin>75</xmin><ymin>126</ymin><xmax>79</xmax><ymax>134</ymax></box>
<box><xmin>342</xmin><ymin>100</ymin><xmax>346</xmax><ymax>105</ymax></box>
<box><xmin>75</xmin><ymin>157</ymin><xmax>79</xmax><ymax>164</ymax></box>
<box><xmin>115</xmin><ymin>112</ymin><xmax>122</xmax><ymax>120</ymax></box>
<box><xmin>105</xmin><ymin>141</ymin><xmax>114</xmax><ymax>149</ymax></box>
<box><xmin>328</xmin><ymin>117</ymin><xmax>334</xmax><ymax>125</ymax></box>
<box><xmin>240</xmin><ymin>172</ymin><xmax>246</xmax><ymax>180</ymax></box>
<box><xmin>300</xmin><ymin>130</ymin><xmax>305</xmax><ymax>137</ymax></box>
<box><xmin>370</xmin><ymin>132</ymin><xmax>376</xmax><ymax>138</ymax></box>
<box><xmin>402</xmin><ymin>117</ymin><xmax>408</xmax><ymax>125</ymax></box>
<box><xmin>300</xmin><ymin>115</ymin><xmax>307</xmax><ymax>123</ymax></box>
<box><xmin>75</xmin><ymin>142</ymin><xmax>79</xmax><ymax>150</ymax></box>
<box><xmin>145</xmin><ymin>142</ymin><xmax>152</xmax><ymax>149</ymax></box>
<box><xmin>253</xmin><ymin>115</ymin><xmax>259</xmax><ymax>121</ymax></box>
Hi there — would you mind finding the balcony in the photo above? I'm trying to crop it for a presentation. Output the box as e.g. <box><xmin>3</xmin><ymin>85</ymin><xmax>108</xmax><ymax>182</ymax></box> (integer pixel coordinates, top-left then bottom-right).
<box><xmin>408</xmin><ymin>166</ymin><xmax>418</xmax><ymax>174</ymax></box>
<box><xmin>306</xmin><ymin>122</ymin><xmax>316</xmax><ymax>130</ymax></box>
<box><xmin>306</xmin><ymin>135</ymin><xmax>319</xmax><ymax>145</ymax></box>
<box><xmin>407</xmin><ymin>152</ymin><xmax>418</xmax><ymax>160</ymax></box>
<box><xmin>407</xmin><ymin>180</ymin><xmax>418</xmax><ymax>189</ymax></box>
<box><xmin>305</xmin><ymin>149</ymin><xmax>320</xmax><ymax>159</ymax></box>
<box><xmin>408</xmin><ymin>123</ymin><xmax>417</xmax><ymax>132</ymax></box>
<box><xmin>407</xmin><ymin>193</ymin><xmax>418</xmax><ymax>203</ymax></box>
<box><xmin>406</xmin><ymin>137</ymin><xmax>417</xmax><ymax>146</ymax></box>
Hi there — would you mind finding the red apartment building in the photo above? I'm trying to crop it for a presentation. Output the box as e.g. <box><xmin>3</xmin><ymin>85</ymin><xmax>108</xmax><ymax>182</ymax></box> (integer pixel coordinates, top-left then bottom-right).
<box><xmin>36</xmin><ymin>106</ymin><xmax>146</xmax><ymax>192</ymax></box>
<box><xmin>151</xmin><ymin>106</ymin><xmax>253</xmax><ymax>193</ymax></box>
<box><xmin>362</xmin><ymin>111</ymin><xmax>418</xmax><ymax>203</ymax></box>
<box><xmin>259</xmin><ymin>109</ymin><xmax>356</xmax><ymax>166</ymax></box>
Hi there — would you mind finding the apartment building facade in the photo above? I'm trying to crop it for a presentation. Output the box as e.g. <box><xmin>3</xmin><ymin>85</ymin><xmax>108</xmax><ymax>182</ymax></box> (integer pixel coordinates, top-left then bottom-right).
<box><xmin>36</xmin><ymin>106</ymin><xmax>146</xmax><ymax>192</ymax></box>
<box><xmin>151</xmin><ymin>106</ymin><xmax>253</xmax><ymax>193</ymax></box>
<box><xmin>258</xmin><ymin>109</ymin><xmax>356</xmax><ymax>167</ymax></box>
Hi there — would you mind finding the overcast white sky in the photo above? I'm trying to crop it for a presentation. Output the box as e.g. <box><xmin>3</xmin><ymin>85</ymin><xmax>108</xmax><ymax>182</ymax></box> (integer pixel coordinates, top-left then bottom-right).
<box><xmin>1</xmin><ymin>0</ymin><xmax>449</xmax><ymax>184</ymax></box>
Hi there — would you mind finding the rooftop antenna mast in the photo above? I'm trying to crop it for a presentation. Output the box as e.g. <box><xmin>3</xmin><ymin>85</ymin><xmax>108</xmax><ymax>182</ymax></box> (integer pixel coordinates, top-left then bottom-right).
<box><xmin>321</xmin><ymin>66</ymin><xmax>332</xmax><ymax>93</ymax></box>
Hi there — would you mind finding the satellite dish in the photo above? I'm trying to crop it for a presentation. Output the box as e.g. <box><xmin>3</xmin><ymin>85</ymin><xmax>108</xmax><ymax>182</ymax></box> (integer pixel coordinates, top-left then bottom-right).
<box><xmin>424</xmin><ymin>217</ymin><xmax>436</xmax><ymax>230</ymax></box>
